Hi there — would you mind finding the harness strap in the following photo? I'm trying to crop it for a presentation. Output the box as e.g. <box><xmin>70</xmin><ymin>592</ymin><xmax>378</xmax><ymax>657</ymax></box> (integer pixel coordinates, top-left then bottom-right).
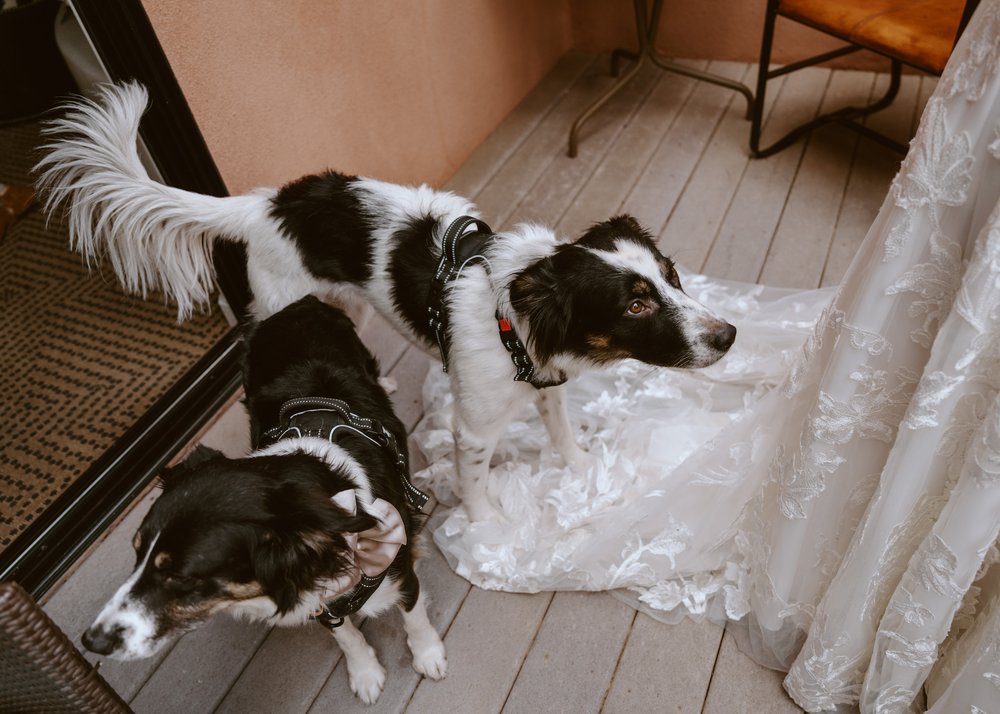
<box><xmin>428</xmin><ymin>216</ymin><xmax>493</xmax><ymax>370</ymax></box>
<box><xmin>428</xmin><ymin>215</ymin><xmax>566</xmax><ymax>390</ymax></box>
<box><xmin>261</xmin><ymin>396</ymin><xmax>428</xmax><ymax>511</ymax></box>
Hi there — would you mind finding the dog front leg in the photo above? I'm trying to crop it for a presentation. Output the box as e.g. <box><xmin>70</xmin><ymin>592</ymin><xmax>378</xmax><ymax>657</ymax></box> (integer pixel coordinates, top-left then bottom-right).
<box><xmin>535</xmin><ymin>384</ymin><xmax>588</xmax><ymax>467</ymax></box>
<box><xmin>400</xmin><ymin>591</ymin><xmax>447</xmax><ymax>680</ymax></box>
<box><xmin>330</xmin><ymin>617</ymin><xmax>386</xmax><ymax>704</ymax></box>
<box><xmin>453</xmin><ymin>415</ymin><xmax>502</xmax><ymax>522</ymax></box>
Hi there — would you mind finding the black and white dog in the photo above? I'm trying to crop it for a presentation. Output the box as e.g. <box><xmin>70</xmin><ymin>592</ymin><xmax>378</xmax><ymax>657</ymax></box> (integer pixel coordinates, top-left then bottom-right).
<box><xmin>37</xmin><ymin>82</ymin><xmax>737</xmax><ymax>522</ymax></box>
<box><xmin>81</xmin><ymin>297</ymin><xmax>445</xmax><ymax>704</ymax></box>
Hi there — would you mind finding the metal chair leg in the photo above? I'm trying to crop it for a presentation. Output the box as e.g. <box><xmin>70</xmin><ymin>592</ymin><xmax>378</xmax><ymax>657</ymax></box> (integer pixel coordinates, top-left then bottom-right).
<box><xmin>568</xmin><ymin>0</ymin><xmax>755</xmax><ymax>157</ymax></box>
<box><xmin>749</xmin><ymin>0</ymin><xmax>779</xmax><ymax>157</ymax></box>
<box><xmin>752</xmin><ymin>55</ymin><xmax>905</xmax><ymax>158</ymax></box>
<box><xmin>647</xmin><ymin>54</ymin><xmax>754</xmax><ymax>118</ymax></box>
<box><xmin>749</xmin><ymin>0</ymin><xmax>913</xmax><ymax>159</ymax></box>
<box><xmin>568</xmin><ymin>52</ymin><xmax>648</xmax><ymax>157</ymax></box>
<box><xmin>610</xmin><ymin>49</ymin><xmax>640</xmax><ymax>77</ymax></box>
<box><xmin>569</xmin><ymin>0</ymin><xmax>653</xmax><ymax>157</ymax></box>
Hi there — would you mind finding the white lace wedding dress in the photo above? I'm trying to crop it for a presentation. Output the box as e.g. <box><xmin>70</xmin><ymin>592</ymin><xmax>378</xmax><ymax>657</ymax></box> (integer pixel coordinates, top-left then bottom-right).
<box><xmin>413</xmin><ymin>2</ymin><xmax>1000</xmax><ymax>711</ymax></box>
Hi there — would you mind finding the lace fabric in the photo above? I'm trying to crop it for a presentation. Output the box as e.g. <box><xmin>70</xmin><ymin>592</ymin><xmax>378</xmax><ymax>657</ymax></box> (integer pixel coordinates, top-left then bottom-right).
<box><xmin>413</xmin><ymin>2</ymin><xmax>1000</xmax><ymax>710</ymax></box>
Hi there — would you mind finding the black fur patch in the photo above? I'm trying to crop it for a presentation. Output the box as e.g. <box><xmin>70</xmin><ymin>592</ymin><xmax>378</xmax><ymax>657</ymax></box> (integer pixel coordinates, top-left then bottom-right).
<box><xmin>386</xmin><ymin>215</ymin><xmax>441</xmax><ymax>347</ymax></box>
<box><xmin>269</xmin><ymin>171</ymin><xmax>375</xmax><ymax>284</ymax></box>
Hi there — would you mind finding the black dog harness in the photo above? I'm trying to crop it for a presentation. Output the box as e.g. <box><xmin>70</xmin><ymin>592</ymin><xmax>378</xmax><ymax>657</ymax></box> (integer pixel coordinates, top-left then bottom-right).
<box><xmin>427</xmin><ymin>215</ymin><xmax>566</xmax><ymax>390</ymax></box>
<box><xmin>261</xmin><ymin>396</ymin><xmax>428</xmax><ymax>629</ymax></box>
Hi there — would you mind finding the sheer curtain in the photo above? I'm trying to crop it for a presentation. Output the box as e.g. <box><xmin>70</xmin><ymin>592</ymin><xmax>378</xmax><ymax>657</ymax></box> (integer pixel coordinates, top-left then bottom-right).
<box><xmin>414</xmin><ymin>2</ymin><xmax>1000</xmax><ymax>711</ymax></box>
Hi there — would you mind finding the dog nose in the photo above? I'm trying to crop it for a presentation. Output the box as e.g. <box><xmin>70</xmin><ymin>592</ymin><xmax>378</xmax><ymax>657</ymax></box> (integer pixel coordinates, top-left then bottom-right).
<box><xmin>708</xmin><ymin>322</ymin><xmax>737</xmax><ymax>352</ymax></box>
<box><xmin>82</xmin><ymin>624</ymin><xmax>124</xmax><ymax>655</ymax></box>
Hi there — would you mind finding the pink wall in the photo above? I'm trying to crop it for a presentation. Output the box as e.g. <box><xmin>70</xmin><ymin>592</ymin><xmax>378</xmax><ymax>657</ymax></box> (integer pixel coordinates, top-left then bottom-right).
<box><xmin>142</xmin><ymin>1</ymin><xmax>573</xmax><ymax>194</ymax></box>
<box><xmin>143</xmin><ymin>1</ymin><xmax>899</xmax><ymax>197</ymax></box>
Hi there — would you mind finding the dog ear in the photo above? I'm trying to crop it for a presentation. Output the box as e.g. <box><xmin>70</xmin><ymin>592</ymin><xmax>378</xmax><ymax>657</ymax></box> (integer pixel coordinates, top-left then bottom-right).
<box><xmin>158</xmin><ymin>445</ymin><xmax>225</xmax><ymax>487</ymax></box>
<box><xmin>253</xmin><ymin>481</ymin><xmax>379</xmax><ymax>613</ymax></box>
<box><xmin>509</xmin><ymin>253</ymin><xmax>572</xmax><ymax>363</ymax></box>
<box><xmin>580</xmin><ymin>214</ymin><xmax>654</xmax><ymax>245</ymax></box>
<box><xmin>605</xmin><ymin>214</ymin><xmax>646</xmax><ymax>235</ymax></box>
<box><xmin>182</xmin><ymin>445</ymin><xmax>225</xmax><ymax>468</ymax></box>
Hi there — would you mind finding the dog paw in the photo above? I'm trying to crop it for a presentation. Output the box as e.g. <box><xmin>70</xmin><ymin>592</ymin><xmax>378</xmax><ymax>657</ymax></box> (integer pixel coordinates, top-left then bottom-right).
<box><xmin>411</xmin><ymin>639</ymin><xmax>447</xmax><ymax>680</ymax></box>
<box><xmin>377</xmin><ymin>376</ymin><xmax>398</xmax><ymax>394</ymax></box>
<box><xmin>348</xmin><ymin>657</ymin><xmax>386</xmax><ymax>705</ymax></box>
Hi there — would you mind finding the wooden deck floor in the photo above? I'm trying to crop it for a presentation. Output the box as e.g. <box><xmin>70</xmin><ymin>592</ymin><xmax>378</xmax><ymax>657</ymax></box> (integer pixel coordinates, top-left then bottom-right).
<box><xmin>42</xmin><ymin>53</ymin><xmax>932</xmax><ymax>713</ymax></box>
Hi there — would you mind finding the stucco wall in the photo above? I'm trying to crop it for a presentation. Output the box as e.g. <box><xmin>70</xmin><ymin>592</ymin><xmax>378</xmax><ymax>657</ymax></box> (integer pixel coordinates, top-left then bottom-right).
<box><xmin>142</xmin><ymin>1</ymin><xmax>574</xmax><ymax>194</ymax></box>
<box><xmin>143</xmin><ymin>1</ymin><xmax>905</xmax><ymax>196</ymax></box>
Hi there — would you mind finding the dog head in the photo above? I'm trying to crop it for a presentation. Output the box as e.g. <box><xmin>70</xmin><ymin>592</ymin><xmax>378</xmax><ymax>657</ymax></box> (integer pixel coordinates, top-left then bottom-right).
<box><xmin>81</xmin><ymin>446</ymin><xmax>376</xmax><ymax>659</ymax></box>
<box><xmin>509</xmin><ymin>215</ymin><xmax>736</xmax><ymax>370</ymax></box>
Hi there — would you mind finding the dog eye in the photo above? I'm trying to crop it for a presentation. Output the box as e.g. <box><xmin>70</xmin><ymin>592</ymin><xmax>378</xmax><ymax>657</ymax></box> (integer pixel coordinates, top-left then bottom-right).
<box><xmin>626</xmin><ymin>300</ymin><xmax>647</xmax><ymax>316</ymax></box>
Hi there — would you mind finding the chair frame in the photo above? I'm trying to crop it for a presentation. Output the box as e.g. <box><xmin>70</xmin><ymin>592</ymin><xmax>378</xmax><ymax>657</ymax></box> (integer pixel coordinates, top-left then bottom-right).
<box><xmin>749</xmin><ymin>0</ymin><xmax>979</xmax><ymax>158</ymax></box>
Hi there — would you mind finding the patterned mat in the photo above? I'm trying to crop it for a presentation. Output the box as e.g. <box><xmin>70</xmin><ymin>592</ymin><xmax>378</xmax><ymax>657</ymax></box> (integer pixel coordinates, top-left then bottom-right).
<box><xmin>0</xmin><ymin>120</ymin><xmax>231</xmax><ymax>551</ymax></box>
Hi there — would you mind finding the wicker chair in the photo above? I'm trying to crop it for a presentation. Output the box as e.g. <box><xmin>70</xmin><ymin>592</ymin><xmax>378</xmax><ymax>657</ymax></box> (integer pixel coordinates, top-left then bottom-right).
<box><xmin>750</xmin><ymin>0</ymin><xmax>979</xmax><ymax>157</ymax></box>
<box><xmin>0</xmin><ymin>582</ymin><xmax>130</xmax><ymax>714</ymax></box>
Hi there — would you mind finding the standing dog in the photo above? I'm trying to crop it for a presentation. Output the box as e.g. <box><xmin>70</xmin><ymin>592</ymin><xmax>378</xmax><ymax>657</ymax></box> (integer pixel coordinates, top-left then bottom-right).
<box><xmin>37</xmin><ymin>82</ymin><xmax>737</xmax><ymax>521</ymax></box>
<box><xmin>81</xmin><ymin>297</ymin><xmax>445</xmax><ymax>704</ymax></box>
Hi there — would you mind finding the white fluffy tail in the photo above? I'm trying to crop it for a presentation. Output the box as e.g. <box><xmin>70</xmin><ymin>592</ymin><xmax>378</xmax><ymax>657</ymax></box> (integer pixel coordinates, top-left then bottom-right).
<box><xmin>35</xmin><ymin>81</ymin><xmax>266</xmax><ymax>321</ymax></box>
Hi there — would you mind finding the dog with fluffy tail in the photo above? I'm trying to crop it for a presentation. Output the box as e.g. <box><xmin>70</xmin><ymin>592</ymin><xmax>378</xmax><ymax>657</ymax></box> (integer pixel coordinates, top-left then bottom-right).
<box><xmin>36</xmin><ymin>82</ymin><xmax>736</xmax><ymax>522</ymax></box>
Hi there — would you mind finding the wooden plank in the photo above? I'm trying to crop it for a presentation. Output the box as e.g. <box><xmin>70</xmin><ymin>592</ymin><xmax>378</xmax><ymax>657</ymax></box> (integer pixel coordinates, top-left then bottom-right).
<box><xmin>820</xmin><ymin>73</ymin><xmax>920</xmax><ymax>288</ymax></box>
<box><xmin>446</xmin><ymin>52</ymin><xmax>595</xmax><ymax>200</ymax></box>
<box><xmin>473</xmin><ymin>55</ymin><xmax>622</xmax><ymax>227</ymax></box>
<box><xmin>554</xmin><ymin>63</ymin><xmax>703</xmax><ymax>239</ymax></box>
<box><xmin>620</xmin><ymin>61</ymin><xmax>742</xmax><ymax>240</ymax></box>
<box><xmin>359</xmin><ymin>310</ymin><xmax>411</xmax><ymax>374</ymax></box>
<box><xmin>702</xmin><ymin>628</ymin><xmax>803</xmax><ymax>714</ymax></box>
<box><xmin>701</xmin><ymin>67</ymin><xmax>831</xmax><ymax>283</ymax></box>
<box><xmin>864</xmin><ymin>72</ymin><xmax>923</xmax><ymax>148</ymax></box>
<box><xmin>404</xmin><ymin>589</ymin><xmax>554</xmax><ymax>713</ymax></box>
<box><xmin>757</xmin><ymin>70</ymin><xmax>876</xmax><ymax>289</ymax></box>
<box><xmin>129</xmin><ymin>617</ymin><xmax>271</xmax><ymax>713</ymax></box>
<box><xmin>655</xmin><ymin>62</ymin><xmax>763</xmax><ymax>270</ymax></box>
<box><xmin>501</xmin><ymin>593</ymin><xmax>635</xmax><ymax>714</ymax></box>
<box><xmin>602</xmin><ymin>615</ymin><xmax>724</xmax><ymax>714</ymax></box>
<box><xmin>213</xmin><ymin>621</ymin><xmax>344</xmax><ymax>714</ymax></box>
<box><xmin>306</xmin><ymin>510</ymin><xmax>472</xmax><ymax>714</ymax></box>
<box><xmin>389</xmin><ymin>346</ymin><xmax>433</xmax><ymax>433</ymax></box>
<box><xmin>196</xmin><ymin>398</ymin><xmax>251</xmax><ymax>457</ymax></box>
<box><xmin>504</xmin><ymin>63</ymin><xmax>661</xmax><ymax>229</ymax></box>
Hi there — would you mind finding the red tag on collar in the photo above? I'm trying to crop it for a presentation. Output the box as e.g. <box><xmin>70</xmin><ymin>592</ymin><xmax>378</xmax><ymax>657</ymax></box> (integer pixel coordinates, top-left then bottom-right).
<box><xmin>498</xmin><ymin>318</ymin><xmax>512</xmax><ymax>332</ymax></box>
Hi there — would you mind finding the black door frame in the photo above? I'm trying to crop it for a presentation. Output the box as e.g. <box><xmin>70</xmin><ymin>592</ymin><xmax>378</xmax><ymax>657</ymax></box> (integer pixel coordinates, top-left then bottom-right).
<box><xmin>0</xmin><ymin>0</ymin><xmax>252</xmax><ymax>598</ymax></box>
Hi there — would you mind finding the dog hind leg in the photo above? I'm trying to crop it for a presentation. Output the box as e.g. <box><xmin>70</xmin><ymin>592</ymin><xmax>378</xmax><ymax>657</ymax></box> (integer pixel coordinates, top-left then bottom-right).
<box><xmin>330</xmin><ymin>617</ymin><xmax>386</xmax><ymax>704</ymax></box>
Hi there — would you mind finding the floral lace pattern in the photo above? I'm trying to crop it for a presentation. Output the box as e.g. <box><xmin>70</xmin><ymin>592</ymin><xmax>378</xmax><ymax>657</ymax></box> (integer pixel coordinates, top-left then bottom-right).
<box><xmin>413</xmin><ymin>3</ymin><xmax>1000</xmax><ymax>712</ymax></box>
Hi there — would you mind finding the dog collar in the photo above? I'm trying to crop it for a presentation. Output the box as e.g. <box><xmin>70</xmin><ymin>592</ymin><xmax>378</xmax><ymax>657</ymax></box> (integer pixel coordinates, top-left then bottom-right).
<box><xmin>260</xmin><ymin>396</ymin><xmax>429</xmax><ymax>511</ymax></box>
<box><xmin>428</xmin><ymin>215</ymin><xmax>566</xmax><ymax>390</ymax></box>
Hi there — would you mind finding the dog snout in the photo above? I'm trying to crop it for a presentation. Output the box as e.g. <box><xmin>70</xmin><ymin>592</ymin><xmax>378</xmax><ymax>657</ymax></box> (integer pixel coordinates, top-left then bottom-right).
<box><xmin>706</xmin><ymin>321</ymin><xmax>737</xmax><ymax>352</ymax></box>
<box><xmin>82</xmin><ymin>623</ymin><xmax>124</xmax><ymax>656</ymax></box>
